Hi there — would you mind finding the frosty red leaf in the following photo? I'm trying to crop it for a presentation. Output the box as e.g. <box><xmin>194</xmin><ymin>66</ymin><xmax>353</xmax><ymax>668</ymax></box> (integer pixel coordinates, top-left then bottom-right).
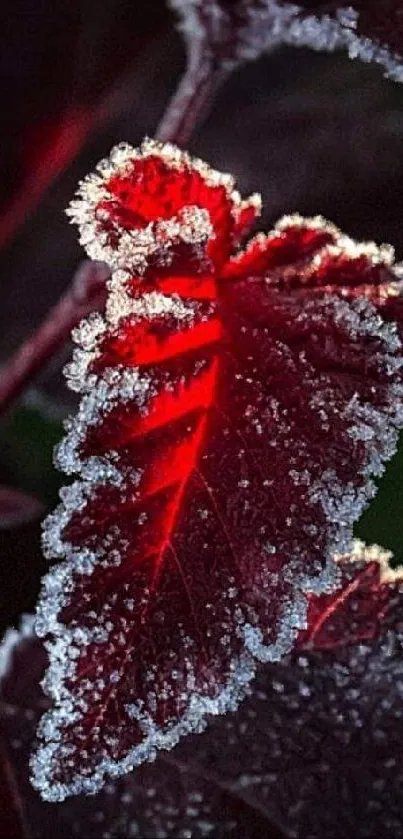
<box><xmin>299</xmin><ymin>539</ymin><xmax>403</xmax><ymax>650</ymax></box>
<box><xmin>32</xmin><ymin>139</ymin><xmax>403</xmax><ymax>801</ymax></box>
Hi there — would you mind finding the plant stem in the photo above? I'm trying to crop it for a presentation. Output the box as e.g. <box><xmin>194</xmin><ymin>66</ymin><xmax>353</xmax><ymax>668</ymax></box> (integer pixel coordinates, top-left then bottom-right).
<box><xmin>155</xmin><ymin>56</ymin><xmax>228</xmax><ymax>146</ymax></box>
<box><xmin>0</xmin><ymin>261</ymin><xmax>109</xmax><ymax>415</ymax></box>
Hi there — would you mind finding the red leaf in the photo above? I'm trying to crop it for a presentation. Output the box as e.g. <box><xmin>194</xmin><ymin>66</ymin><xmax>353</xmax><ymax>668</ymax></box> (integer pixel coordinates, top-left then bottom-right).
<box><xmin>32</xmin><ymin>140</ymin><xmax>403</xmax><ymax>801</ymax></box>
<box><xmin>298</xmin><ymin>539</ymin><xmax>403</xmax><ymax>650</ymax></box>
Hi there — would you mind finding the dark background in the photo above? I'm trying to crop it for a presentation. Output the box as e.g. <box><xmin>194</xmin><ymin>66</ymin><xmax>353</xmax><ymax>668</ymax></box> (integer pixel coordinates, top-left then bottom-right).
<box><xmin>2</xmin><ymin>0</ymin><xmax>403</xmax><ymax>631</ymax></box>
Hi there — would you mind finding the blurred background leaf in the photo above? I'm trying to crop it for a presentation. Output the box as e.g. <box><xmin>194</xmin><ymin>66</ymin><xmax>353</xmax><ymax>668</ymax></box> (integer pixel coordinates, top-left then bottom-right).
<box><xmin>0</xmin><ymin>486</ymin><xmax>44</xmax><ymax>530</ymax></box>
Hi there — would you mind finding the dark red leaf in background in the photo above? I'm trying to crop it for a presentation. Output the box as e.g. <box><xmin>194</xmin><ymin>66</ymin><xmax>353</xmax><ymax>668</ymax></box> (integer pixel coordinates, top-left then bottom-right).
<box><xmin>175</xmin><ymin>594</ymin><xmax>403</xmax><ymax>839</ymax></box>
<box><xmin>30</xmin><ymin>141</ymin><xmax>403</xmax><ymax>801</ymax></box>
<box><xmin>298</xmin><ymin>539</ymin><xmax>403</xmax><ymax>650</ymax></box>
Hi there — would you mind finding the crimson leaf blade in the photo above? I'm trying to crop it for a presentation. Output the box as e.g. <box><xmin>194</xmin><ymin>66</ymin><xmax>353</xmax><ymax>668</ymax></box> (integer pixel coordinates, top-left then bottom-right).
<box><xmin>32</xmin><ymin>140</ymin><xmax>403</xmax><ymax>801</ymax></box>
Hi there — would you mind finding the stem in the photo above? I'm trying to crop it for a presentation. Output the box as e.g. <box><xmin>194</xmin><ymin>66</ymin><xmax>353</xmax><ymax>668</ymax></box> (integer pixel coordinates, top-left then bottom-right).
<box><xmin>0</xmin><ymin>261</ymin><xmax>109</xmax><ymax>415</ymax></box>
<box><xmin>155</xmin><ymin>56</ymin><xmax>228</xmax><ymax>147</ymax></box>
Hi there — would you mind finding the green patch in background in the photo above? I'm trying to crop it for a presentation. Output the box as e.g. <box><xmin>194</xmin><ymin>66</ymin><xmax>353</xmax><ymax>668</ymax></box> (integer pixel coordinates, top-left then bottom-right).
<box><xmin>0</xmin><ymin>401</ymin><xmax>65</xmax><ymax>508</ymax></box>
<box><xmin>354</xmin><ymin>433</ymin><xmax>403</xmax><ymax>567</ymax></box>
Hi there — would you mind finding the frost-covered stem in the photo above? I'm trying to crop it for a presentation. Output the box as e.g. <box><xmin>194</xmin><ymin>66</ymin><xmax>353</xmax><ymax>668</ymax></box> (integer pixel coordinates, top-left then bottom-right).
<box><xmin>0</xmin><ymin>744</ymin><xmax>30</xmax><ymax>838</ymax></box>
<box><xmin>156</xmin><ymin>55</ymin><xmax>228</xmax><ymax>146</ymax></box>
<box><xmin>0</xmin><ymin>261</ymin><xmax>110</xmax><ymax>415</ymax></box>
